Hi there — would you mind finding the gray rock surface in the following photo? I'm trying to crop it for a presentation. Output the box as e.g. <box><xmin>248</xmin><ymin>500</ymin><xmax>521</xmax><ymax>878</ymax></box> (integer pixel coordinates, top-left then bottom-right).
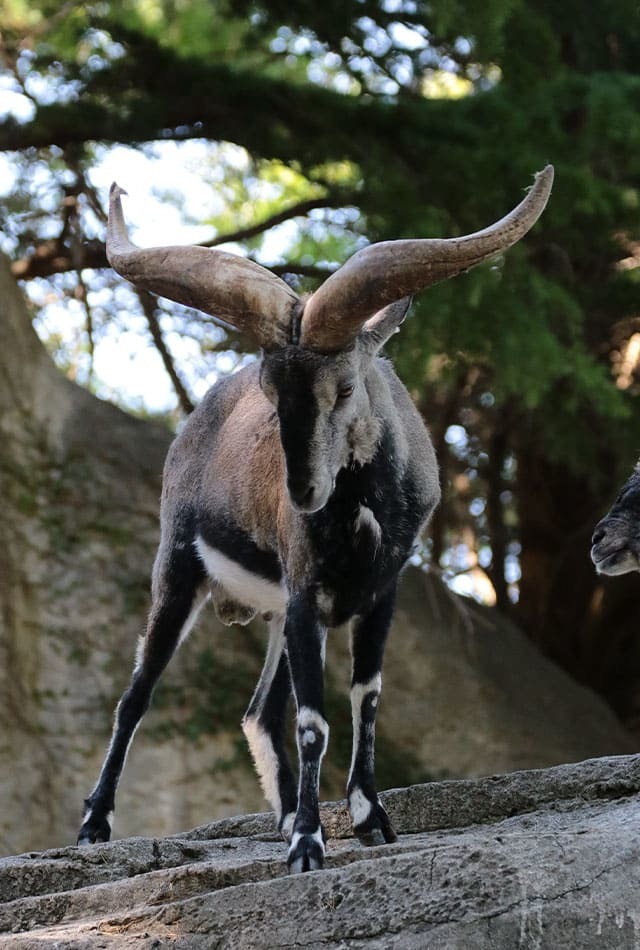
<box><xmin>2</xmin><ymin>754</ymin><xmax>640</xmax><ymax>948</ymax></box>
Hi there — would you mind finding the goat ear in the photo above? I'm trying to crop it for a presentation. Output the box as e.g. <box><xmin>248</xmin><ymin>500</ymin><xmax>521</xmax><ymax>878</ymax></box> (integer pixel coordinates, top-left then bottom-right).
<box><xmin>359</xmin><ymin>297</ymin><xmax>412</xmax><ymax>354</ymax></box>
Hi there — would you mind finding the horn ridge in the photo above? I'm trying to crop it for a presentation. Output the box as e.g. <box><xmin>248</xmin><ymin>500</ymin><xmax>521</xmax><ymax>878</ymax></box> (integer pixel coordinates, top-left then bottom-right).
<box><xmin>300</xmin><ymin>165</ymin><xmax>554</xmax><ymax>352</ymax></box>
<box><xmin>106</xmin><ymin>183</ymin><xmax>301</xmax><ymax>349</ymax></box>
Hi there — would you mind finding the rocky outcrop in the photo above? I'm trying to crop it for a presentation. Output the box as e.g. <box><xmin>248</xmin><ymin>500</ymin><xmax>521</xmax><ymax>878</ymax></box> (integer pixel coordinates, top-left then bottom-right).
<box><xmin>2</xmin><ymin>754</ymin><xmax>640</xmax><ymax>948</ymax></box>
<box><xmin>0</xmin><ymin>254</ymin><xmax>635</xmax><ymax>859</ymax></box>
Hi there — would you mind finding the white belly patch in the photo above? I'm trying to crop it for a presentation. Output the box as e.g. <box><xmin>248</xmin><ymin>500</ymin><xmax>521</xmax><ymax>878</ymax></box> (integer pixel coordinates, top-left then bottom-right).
<box><xmin>195</xmin><ymin>536</ymin><xmax>288</xmax><ymax>614</ymax></box>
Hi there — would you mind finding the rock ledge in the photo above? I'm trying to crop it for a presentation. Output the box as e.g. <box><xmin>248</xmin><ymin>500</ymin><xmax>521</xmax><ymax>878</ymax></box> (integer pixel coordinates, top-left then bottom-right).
<box><xmin>2</xmin><ymin>754</ymin><xmax>640</xmax><ymax>948</ymax></box>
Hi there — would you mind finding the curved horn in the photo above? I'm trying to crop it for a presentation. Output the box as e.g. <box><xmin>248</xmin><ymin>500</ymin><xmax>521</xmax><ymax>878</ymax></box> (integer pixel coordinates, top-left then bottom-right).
<box><xmin>107</xmin><ymin>183</ymin><xmax>301</xmax><ymax>348</ymax></box>
<box><xmin>300</xmin><ymin>165</ymin><xmax>554</xmax><ymax>352</ymax></box>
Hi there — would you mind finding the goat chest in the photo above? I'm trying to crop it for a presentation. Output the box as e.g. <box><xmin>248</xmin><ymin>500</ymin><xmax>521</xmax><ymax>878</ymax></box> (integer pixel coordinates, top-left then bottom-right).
<box><xmin>302</xmin><ymin>430</ymin><xmax>431</xmax><ymax>627</ymax></box>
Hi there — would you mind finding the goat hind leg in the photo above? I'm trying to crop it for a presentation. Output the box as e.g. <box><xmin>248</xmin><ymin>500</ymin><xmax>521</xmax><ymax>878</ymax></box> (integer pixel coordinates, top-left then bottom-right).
<box><xmin>242</xmin><ymin>616</ymin><xmax>297</xmax><ymax>839</ymax></box>
<box><xmin>77</xmin><ymin>560</ymin><xmax>207</xmax><ymax>845</ymax></box>
<box><xmin>348</xmin><ymin>583</ymin><xmax>398</xmax><ymax>847</ymax></box>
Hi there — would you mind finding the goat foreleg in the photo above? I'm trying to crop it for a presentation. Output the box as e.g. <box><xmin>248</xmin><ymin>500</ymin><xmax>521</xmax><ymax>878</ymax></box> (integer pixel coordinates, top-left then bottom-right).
<box><xmin>284</xmin><ymin>594</ymin><xmax>328</xmax><ymax>873</ymax></box>
<box><xmin>347</xmin><ymin>583</ymin><xmax>398</xmax><ymax>846</ymax></box>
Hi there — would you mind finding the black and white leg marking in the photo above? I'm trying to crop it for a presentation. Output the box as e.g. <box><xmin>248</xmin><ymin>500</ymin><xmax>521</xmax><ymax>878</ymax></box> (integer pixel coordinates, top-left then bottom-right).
<box><xmin>347</xmin><ymin>584</ymin><xmax>398</xmax><ymax>847</ymax></box>
<box><xmin>78</xmin><ymin>549</ymin><xmax>207</xmax><ymax>846</ymax></box>
<box><xmin>242</xmin><ymin>615</ymin><xmax>298</xmax><ymax>838</ymax></box>
<box><xmin>285</xmin><ymin>595</ymin><xmax>329</xmax><ymax>873</ymax></box>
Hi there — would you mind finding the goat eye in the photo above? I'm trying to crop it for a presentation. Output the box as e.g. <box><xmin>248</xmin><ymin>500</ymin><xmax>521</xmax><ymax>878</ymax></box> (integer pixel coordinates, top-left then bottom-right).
<box><xmin>337</xmin><ymin>385</ymin><xmax>354</xmax><ymax>401</ymax></box>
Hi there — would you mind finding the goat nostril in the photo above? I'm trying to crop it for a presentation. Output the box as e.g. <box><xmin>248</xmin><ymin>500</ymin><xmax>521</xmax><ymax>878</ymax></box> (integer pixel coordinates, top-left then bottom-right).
<box><xmin>592</xmin><ymin>526</ymin><xmax>607</xmax><ymax>546</ymax></box>
<box><xmin>288</xmin><ymin>480</ymin><xmax>315</xmax><ymax>507</ymax></box>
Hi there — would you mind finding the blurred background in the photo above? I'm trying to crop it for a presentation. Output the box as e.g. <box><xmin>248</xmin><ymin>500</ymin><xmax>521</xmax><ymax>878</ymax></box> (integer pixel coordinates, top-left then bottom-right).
<box><xmin>1</xmin><ymin>0</ymin><xmax>640</xmax><ymax>857</ymax></box>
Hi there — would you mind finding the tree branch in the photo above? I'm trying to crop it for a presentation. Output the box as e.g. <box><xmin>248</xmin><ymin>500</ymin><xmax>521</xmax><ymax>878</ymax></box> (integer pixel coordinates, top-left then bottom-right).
<box><xmin>74</xmin><ymin>268</ymin><xmax>95</xmax><ymax>384</ymax></box>
<box><xmin>262</xmin><ymin>261</ymin><xmax>337</xmax><ymax>280</ymax></box>
<box><xmin>10</xmin><ymin>240</ymin><xmax>342</xmax><ymax>284</ymax></box>
<box><xmin>0</xmin><ymin>43</ymin><xmax>433</xmax><ymax>175</ymax></box>
<box><xmin>200</xmin><ymin>196</ymin><xmax>354</xmax><ymax>248</ymax></box>
<box><xmin>136</xmin><ymin>290</ymin><xmax>195</xmax><ymax>415</ymax></box>
<box><xmin>11</xmin><ymin>183</ymin><xmax>350</xmax><ymax>285</ymax></box>
<box><xmin>11</xmin><ymin>240</ymin><xmax>108</xmax><ymax>280</ymax></box>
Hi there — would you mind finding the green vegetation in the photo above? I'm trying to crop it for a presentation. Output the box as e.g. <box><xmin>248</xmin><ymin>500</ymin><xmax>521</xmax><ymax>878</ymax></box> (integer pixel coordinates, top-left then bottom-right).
<box><xmin>150</xmin><ymin>645</ymin><xmax>257</xmax><ymax>742</ymax></box>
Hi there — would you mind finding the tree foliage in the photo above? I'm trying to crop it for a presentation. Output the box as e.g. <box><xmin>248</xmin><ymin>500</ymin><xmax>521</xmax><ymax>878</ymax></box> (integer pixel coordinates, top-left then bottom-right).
<box><xmin>2</xmin><ymin>0</ymin><xmax>640</xmax><ymax>727</ymax></box>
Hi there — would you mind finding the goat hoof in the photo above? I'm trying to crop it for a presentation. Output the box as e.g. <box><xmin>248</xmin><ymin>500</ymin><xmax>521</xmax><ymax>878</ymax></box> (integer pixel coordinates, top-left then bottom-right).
<box><xmin>287</xmin><ymin>830</ymin><xmax>325</xmax><ymax>874</ymax></box>
<box><xmin>354</xmin><ymin>801</ymin><xmax>397</xmax><ymax>846</ymax></box>
<box><xmin>278</xmin><ymin>811</ymin><xmax>296</xmax><ymax>843</ymax></box>
<box><xmin>77</xmin><ymin>808</ymin><xmax>112</xmax><ymax>846</ymax></box>
<box><xmin>356</xmin><ymin>827</ymin><xmax>386</xmax><ymax>847</ymax></box>
<box><xmin>77</xmin><ymin>827</ymin><xmax>111</xmax><ymax>845</ymax></box>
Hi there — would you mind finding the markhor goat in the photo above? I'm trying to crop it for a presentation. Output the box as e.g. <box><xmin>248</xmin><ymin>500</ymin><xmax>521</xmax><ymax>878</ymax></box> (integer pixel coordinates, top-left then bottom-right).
<box><xmin>592</xmin><ymin>463</ymin><xmax>640</xmax><ymax>577</ymax></box>
<box><xmin>78</xmin><ymin>167</ymin><xmax>554</xmax><ymax>872</ymax></box>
